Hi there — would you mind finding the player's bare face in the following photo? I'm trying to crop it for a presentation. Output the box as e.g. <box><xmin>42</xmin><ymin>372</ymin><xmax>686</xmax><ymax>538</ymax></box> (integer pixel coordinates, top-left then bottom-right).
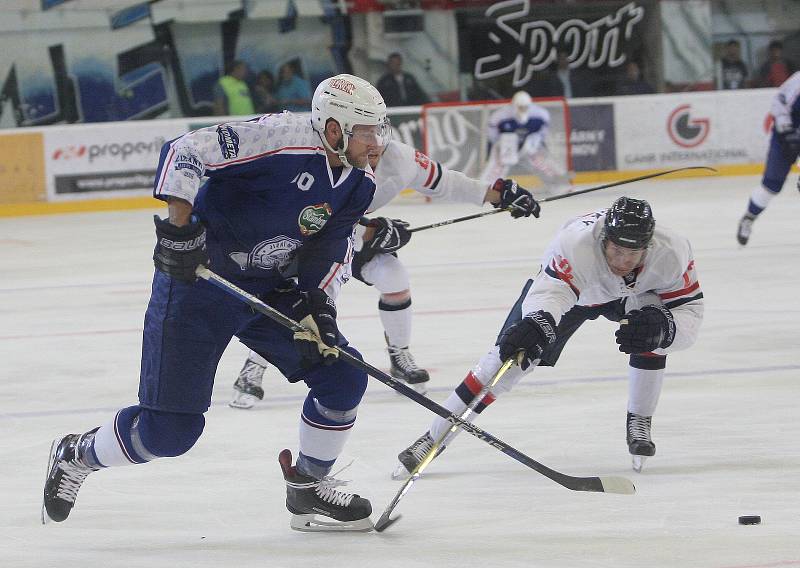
<box><xmin>367</xmin><ymin>145</ymin><xmax>385</xmax><ymax>170</ymax></box>
<box><xmin>604</xmin><ymin>241</ymin><xmax>646</xmax><ymax>276</ymax></box>
<box><xmin>346</xmin><ymin>125</ymin><xmax>383</xmax><ymax>169</ymax></box>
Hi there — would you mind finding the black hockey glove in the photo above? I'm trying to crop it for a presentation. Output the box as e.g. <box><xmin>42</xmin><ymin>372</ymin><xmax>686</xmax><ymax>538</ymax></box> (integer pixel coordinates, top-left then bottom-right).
<box><xmin>292</xmin><ymin>289</ymin><xmax>340</xmax><ymax>368</ymax></box>
<box><xmin>493</xmin><ymin>179</ymin><xmax>541</xmax><ymax>219</ymax></box>
<box><xmin>153</xmin><ymin>215</ymin><xmax>208</xmax><ymax>282</ymax></box>
<box><xmin>362</xmin><ymin>217</ymin><xmax>412</xmax><ymax>258</ymax></box>
<box><xmin>496</xmin><ymin>311</ymin><xmax>557</xmax><ymax>370</ymax></box>
<box><xmin>615</xmin><ymin>304</ymin><xmax>676</xmax><ymax>354</ymax></box>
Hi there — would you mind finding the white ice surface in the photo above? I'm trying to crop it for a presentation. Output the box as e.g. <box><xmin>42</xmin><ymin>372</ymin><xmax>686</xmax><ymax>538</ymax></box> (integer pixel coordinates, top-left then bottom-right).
<box><xmin>1</xmin><ymin>175</ymin><xmax>799</xmax><ymax>568</ymax></box>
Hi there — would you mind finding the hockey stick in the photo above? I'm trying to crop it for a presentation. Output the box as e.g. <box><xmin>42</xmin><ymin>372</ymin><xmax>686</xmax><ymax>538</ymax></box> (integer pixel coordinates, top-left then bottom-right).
<box><xmin>196</xmin><ymin>267</ymin><xmax>635</xmax><ymax>496</ymax></box>
<box><xmin>374</xmin><ymin>356</ymin><xmax>518</xmax><ymax>532</ymax></box>
<box><xmin>408</xmin><ymin>166</ymin><xmax>717</xmax><ymax>233</ymax></box>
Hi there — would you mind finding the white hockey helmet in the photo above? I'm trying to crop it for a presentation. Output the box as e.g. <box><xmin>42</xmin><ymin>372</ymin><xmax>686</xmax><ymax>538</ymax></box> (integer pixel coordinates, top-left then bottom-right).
<box><xmin>311</xmin><ymin>74</ymin><xmax>390</xmax><ymax>167</ymax></box>
<box><xmin>511</xmin><ymin>91</ymin><xmax>532</xmax><ymax>120</ymax></box>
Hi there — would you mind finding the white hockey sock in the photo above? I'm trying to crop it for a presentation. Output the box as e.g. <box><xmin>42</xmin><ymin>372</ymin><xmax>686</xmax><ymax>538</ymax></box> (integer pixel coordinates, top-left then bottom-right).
<box><xmin>429</xmin><ymin>391</ymin><xmax>469</xmax><ymax>440</ymax></box>
<box><xmin>299</xmin><ymin>416</ymin><xmax>354</xmax><ymax>465</ymax></box>
<box><xmin>379</xmin><ymin>299</ymin><xmax>412</xmax><ymax>348</ymax></box>
<box><xmin>750</xmin><ymin>184</ymin><xmax>778</xmax><ymax>211</ymax></box>
<box><xmin>627</xmin><ymin>367</ymin><xmax>665</xmax><ymax>417</ymax></box>
<box><xmin>92</xmin><ymin>420</ymin><xmax>137</xmax><ymax>467</ymax></box>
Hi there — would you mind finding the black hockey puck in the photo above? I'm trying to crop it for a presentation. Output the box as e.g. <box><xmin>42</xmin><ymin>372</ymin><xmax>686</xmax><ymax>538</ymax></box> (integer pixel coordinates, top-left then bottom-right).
<box><xmin>738</xmin><ymin>515</ymin><xmax>761</xmax><ymax>525</ymax></box>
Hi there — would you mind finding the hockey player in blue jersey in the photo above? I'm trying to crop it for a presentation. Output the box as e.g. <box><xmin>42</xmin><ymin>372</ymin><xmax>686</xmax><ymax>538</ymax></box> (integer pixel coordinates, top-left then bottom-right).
<box><xmin>737</xmin><ymin>71</ymin><xmax>800</xmax><ymax>245</ymax></box>
<box><xmin>42</xmin><ymin>74</ymin><xmax>390</xmax><ymax>532</ymax></box>
<box><xmin>480</xmin><ymin>91</ymin><xmax>571</xmax><ymax>193</ymax></box>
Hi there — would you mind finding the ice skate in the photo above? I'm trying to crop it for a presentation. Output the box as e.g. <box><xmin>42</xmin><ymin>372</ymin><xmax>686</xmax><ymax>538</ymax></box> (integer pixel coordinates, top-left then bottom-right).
<box><xmin>737</xmin><ymin>214</ymin><xmax>755</xmax><ymax>246</ymax></box>
<box><xmin>229</xmin><ymin>356</ymin><xmax>267</xmax><ymax>409</ymax></box>
<box><xmin>42</xmin><ymin>431</ymin><xmax>100</xmax><ymax>524</ymax></box>
<box><xmin>279</xmin><ymin>449</ymin><xmax>373</xmax><ymax>532</ymax></box>
<box><xmin>388</xmin><ymin>344</ymin><xmax>430</xmax><ymax>394</ymax></box>
<box><xmin>391</xmin><ymin>431</ymin><xmax>445</xmax><ymax>480</ymax></box>
<box><xmin>627</xmin><ymin>413</ymin><xmax>655</xmax><ymax>473</ymax></box>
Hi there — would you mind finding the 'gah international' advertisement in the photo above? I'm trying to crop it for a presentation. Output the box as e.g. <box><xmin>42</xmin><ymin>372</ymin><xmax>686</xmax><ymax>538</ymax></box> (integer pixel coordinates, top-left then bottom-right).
<box><xmin>613</xmin><ymin>89</ymin><xmax>775</xmax><ymax>170</ymax></box>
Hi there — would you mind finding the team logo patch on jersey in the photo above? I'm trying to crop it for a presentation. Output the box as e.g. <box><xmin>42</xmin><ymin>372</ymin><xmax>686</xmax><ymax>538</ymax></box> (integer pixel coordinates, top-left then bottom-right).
<box><xmin>298</xmin><ymin>203</ymin><xmax>332</xmax><ymax>236</ymax></box>
<box><xmin>229</xmin><ymin>236</ymin><xmax>301</xmax><ymax>271</ymax></box>
<box><xmin>217</xmin><ymin>125</ymin><xmax>240</xmax><ymax>159</ymax></box>
<box><xmin>174</xmin><ymin>153</ymin><xmax>203</xmax><ymax>177</ymax></box>
<box><xmin>414</xmin><ymin>150</ymin><xmax>430</xmax><ymax>170</ymax></box>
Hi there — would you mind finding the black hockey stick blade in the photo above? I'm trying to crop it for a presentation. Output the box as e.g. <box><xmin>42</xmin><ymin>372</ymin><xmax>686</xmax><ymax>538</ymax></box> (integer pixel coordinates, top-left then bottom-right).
<box><xmin>408</xmin><ymin>166</ymin><xmax>717</xmax><ymax>233</ymax></box>
<box><xmin>196</xmin><ymin>267</ymin><xmax>636</xmax><ymax>496</ymax></box>
<box><xmin>374</xmin><ymin>512</ymin><xmax>401</xmax><ymax>532</ymax></box>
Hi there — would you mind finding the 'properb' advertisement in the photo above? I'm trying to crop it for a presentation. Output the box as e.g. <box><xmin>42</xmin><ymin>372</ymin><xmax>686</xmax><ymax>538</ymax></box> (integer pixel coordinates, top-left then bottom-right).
<box><xmin>614</xmin><ymin>90</ymin><xmax>775</xmax><ymax>170</ymax></box>
<box><xmin>44</xmin><ymin>120</ymin><xmax>189</xmax><ymax>199</ymax></box>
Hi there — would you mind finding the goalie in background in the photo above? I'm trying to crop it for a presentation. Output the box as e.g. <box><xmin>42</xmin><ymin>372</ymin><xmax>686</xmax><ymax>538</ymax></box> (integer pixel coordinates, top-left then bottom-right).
<box><xmin>394</xmin><ymin>197</ymin><xmax>704</xmax><ymax>476</ymax></box>
<box><xmin>480</xmin><ymin>91</ymin><xmax>572</xmax><ymax>195</ymax></box>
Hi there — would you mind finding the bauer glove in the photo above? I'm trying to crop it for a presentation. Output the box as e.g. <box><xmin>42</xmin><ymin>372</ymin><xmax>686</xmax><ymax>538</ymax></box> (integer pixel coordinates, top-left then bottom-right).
<box><xmin>153</xmin><ymin>215</ymin><xmax>208</xmax><ymax>282</ymax></box>
<box><xmin>616</xmin><ymin>304</ymin><xmax>676</xmax><ymax>354</ymax></box>
<box><xmin>493</xmin><ymin>179</ymin><xmax>541</xmax><ymax>218</ymax></box>
<box><xmin>497</xmin><ymin>311</ymin><xmax>557</xmax><ymax>370</ymax></box>
<box><xmin>362</xmin><ymin>217</ymin><xmax>412</xmax><ymax>259</ymax></box>
<box><xmin>292</xmin><ymin>289</ymin><xmax>340</xmax><ymax>368</ymax></box>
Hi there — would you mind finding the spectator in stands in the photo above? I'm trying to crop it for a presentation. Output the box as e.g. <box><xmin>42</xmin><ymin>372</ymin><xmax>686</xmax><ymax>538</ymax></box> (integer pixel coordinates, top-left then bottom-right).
<box><xmin>253</xmin><ymin>70</ymin><xmax>279</xmax><ymax>114</ymax></box>
<box><xmin>717</xmin><ymin>40</ymin><xmax>749</xmax><ymax>90</ymax></box>
<box><xmin>376</xmin><ymin>53</ymin><xmax>430</xmax><ymax>107</ymax></box>
<box><xmin>274</xmin><ymin>62</ymin><xmax>311</xmax><ymax>112</ymax></box>
<box><xmin>756</xmin><ymin>40</ymin><xmax>796</xmax><ymax>87</ymax></box>
<box><xmin>538</xmin><ymin>48</ymin><xmax>596</xmax><ymax>98</ymax></box>
<box><xmin>213</xmin><ymin>60</ymin><xmax>255</xmax><ymax>116</ymax></box>
<box><xmin>615</xmin><ymin>61</ymin><xmax>654</xmax><ymax>95</ymax></box>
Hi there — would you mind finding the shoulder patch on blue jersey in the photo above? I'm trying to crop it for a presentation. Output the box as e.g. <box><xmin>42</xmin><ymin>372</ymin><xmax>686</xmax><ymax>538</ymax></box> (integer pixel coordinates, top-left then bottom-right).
<box><xmin>174</xmin><ymin>152</ymin><xmax>203</xmax><ymax>177</ymax></box>
<box><xmin>298</xmin><ymin>202</ymin><xmax>332</xmax><ymax>236</ymax></box>
<box><xmin>217</xmin><ymin>125</ymin><xmax>240</xmax><ymax>159</ymax></box>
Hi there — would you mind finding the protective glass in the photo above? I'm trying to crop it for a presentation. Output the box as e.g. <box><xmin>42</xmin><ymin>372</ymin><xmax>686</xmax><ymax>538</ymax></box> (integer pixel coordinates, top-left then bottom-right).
<box><xmin>348</xmin><ymin>118</ymin><xmax>392</xmax><ymax>146</ymax></box>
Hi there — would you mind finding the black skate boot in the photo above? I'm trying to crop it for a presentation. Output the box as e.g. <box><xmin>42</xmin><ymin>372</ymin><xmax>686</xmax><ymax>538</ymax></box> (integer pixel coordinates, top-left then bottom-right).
<box><xmin>388</xmin><ymin>344</ymin><xmax>430</xmax><ymax>394</ymax></box>
<box><xmin>391</xmin><ymin>431</ymin><xmax>445</xmax><ymax>480</ymax></box>
<box><xmin>278</xmin><ymin>449</ymin><xmax>373</xmax><ymax>532</ymax></box>
<box><xmin>229</xmin><ymin>356</ymin><xmax>266</xmax><ymax>409</ymax></box>
<box><xmin>42</xmin><ymin>430</ymin><xmax>100</xmax><ymax>524</ymax></box>
<box><xmin>627</xmin><ymin>412</ymin><xmax>655</xmax><ymax>472</ymax></box>
<box><xmin>737</xmin><ymin>214</ymin><xmax>755</xmax><ymax>246</ymax></box>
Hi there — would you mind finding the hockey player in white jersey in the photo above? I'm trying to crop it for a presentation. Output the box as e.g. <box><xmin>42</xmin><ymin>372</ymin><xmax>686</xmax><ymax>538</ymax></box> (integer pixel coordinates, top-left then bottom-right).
<box><xmin>480</xmin><ymin>91</ymin><xmax>571</xmax><ymax>194</ymax></box>
<box><xmin>230</xmin><ymin>136</ymin><xmax>541</xmax><ymax>408</ymax></box>
<box><xmin>394</xmin><ymin>197</ymin><xmax>704</xmax><ymax>475</ymax></box>
<box><xmin>42</xmin><ymin>75</ymin><xmax>392</xmax><ymax>532</ymax></box>
<box><xmin>737</xmin><ymin>71</ymin><xmax>800</xmax><ymax>245</ymax></box>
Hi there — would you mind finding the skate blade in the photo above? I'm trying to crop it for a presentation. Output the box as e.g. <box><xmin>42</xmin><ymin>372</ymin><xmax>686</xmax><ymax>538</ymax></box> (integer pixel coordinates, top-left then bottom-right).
<box><xmin>41</xmin><ymin>438</ymin><xmax>60</xmax><ymax>525</ymax></box>
<box><xmin>290</xmin><ymin>513</ymin><xmax>374</xmax><ymax>532</ymax></box>
<box><xmin>229</xmin><ymin>392</ymin><xmax>258</xmax><ymax>409</ymax></box>
<box><xmin>391</xmin><ymin>462</ymin><xmax>411</xmax><ymax>481</ymax></box>
<box><xmin>631</xmin><ymin>455</ymin><xmax>648</xmax><ymax>473</ymax></box>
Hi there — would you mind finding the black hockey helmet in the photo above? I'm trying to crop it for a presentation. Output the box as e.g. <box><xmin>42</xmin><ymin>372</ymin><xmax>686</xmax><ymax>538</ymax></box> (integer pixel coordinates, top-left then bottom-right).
<box><xmin>603</xmin><ymin>197</ymin><xmax>655</xmax><ymax>249</ymax></box>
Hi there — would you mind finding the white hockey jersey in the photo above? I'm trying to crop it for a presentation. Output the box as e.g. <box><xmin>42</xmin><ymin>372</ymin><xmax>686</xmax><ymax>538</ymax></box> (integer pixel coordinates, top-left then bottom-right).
<box><xmin>366</xmin><ymin>139</ymin><xmax>490</xmax><ymax>212</ymax></box>
<box><xmin>522</xmin><ymin>209</ymin><xmax>704</xmax><ymax>354</ymax></box>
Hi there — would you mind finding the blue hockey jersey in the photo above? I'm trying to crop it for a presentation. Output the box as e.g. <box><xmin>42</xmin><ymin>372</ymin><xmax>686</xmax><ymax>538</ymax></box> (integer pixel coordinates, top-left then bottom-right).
<box><xmin>152</xmin><ymin>112</ymin><xmax>376</xmax><ymax>298</ymax></box>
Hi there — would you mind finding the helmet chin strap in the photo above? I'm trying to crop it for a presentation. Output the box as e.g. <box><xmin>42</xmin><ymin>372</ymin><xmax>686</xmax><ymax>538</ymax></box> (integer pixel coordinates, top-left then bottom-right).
<box><xmin>318</xmin><ymin>130</ymin><xmax>352</xmax><ymax>168</ymax></box>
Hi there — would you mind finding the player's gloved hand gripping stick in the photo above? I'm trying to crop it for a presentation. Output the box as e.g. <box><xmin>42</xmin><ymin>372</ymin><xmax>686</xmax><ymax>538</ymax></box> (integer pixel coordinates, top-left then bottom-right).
<box><xmin>195</xmin><ymin>266</ymin><xmax>636</xmax><ymax>497</ymax></box>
